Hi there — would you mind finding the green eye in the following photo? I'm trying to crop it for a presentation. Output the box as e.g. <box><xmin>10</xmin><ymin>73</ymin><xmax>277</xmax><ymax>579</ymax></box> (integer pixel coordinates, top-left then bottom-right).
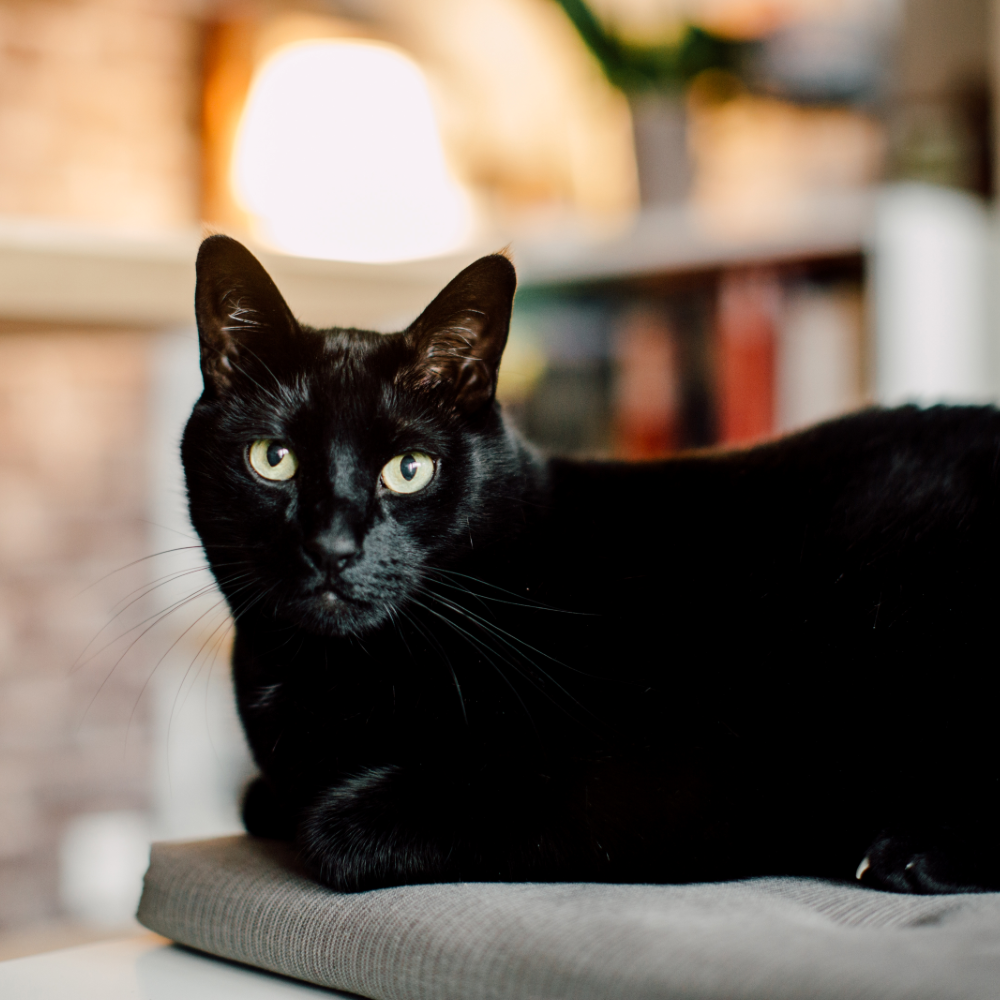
<box><xmin>381</xmin><ymin>451</ymin><xmax>435</xmax><ymax>494</ymax></box>
<box><xmin>248</xmin><ymin>439</ymin><xmax>298</xmax><ymax>481</ymax></box>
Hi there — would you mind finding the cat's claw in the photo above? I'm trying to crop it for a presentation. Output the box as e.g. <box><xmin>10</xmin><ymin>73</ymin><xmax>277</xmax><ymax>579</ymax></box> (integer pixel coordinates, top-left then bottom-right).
<box><xmin>856</xmin><ymin>829</ymin><xmax>996</xmax><ymax>894</ymax></box>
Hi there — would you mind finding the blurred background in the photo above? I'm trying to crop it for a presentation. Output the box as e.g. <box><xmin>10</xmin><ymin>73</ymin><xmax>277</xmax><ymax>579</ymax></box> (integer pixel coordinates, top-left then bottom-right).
<box><xmin>0</xmin><ymin>0</ymin><xmax>997</xmax><ymax>959</ymax></box>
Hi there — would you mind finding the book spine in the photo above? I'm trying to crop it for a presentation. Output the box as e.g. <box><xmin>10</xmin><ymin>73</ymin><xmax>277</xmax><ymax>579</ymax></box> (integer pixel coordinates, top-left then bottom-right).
<box><xmin>716</xmin><ymin>268</ymin><xmax>780</xmax><ymax>445</ymax></box>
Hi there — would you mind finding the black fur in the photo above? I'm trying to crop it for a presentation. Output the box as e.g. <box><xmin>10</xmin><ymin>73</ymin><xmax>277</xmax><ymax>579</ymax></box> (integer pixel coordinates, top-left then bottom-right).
<box><xmin>183</xmin><ymin>235</ymin><xmax>1000</xmax><ymax>895</ymax></box>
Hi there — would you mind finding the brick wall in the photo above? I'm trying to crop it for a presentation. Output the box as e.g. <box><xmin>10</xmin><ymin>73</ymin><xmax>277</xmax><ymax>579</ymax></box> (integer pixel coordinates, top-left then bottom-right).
<box><xmin>0</xmin><ymin>0</ymin><xmax>200</xmax><ymax>227</ymax></box>
<box><xmin>0</xmin><ymin>326</ymin><xmax>153</xmax><ymax>928</ymax></box>
<box><xmin>0</xmin><ymin>0</ymin><xmax>203</xmax><ymax>932</ymax></box>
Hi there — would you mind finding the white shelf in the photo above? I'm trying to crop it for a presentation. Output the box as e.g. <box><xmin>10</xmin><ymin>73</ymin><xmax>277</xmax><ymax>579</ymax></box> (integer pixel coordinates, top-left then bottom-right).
<box><xmin>0</xmin><ymin>195</ymin><xmax>872</xmax><ymax>331</ymax></box>
<box><xmin>514</xmin><ymin>191</ymin><xmax>871</xmax><ymax>286</ymax></box>
<box><xmin>0</xmin><ymin>217</ymin><xmax>479</xmax><ymax>331</ymax></box>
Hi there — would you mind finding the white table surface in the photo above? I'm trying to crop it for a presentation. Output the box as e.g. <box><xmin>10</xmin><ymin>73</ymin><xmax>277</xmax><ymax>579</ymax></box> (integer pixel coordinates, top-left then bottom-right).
<box><xmin>0</xmin><ymin>933</ymin><xmax>353</xmax><ymax>999</ymax></box>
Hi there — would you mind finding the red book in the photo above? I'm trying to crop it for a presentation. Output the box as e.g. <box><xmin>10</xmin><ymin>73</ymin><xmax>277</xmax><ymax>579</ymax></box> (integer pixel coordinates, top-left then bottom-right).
<box><xmin>717</xmin><ymin>268</ymin><xmax>780</xmax><ymax>445</ymax></box>
<box><xmin>613</xmin><ymin>307</ymin><xmax>680</xmax><ymax>458</ymax></box>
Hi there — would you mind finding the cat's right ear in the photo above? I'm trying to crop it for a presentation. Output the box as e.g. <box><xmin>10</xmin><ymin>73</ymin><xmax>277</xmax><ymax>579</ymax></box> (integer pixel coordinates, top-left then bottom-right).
<box><xmin>194</xmin><ymin>235</ymin><xmax>299</xmax><ymax>395</ymax></box>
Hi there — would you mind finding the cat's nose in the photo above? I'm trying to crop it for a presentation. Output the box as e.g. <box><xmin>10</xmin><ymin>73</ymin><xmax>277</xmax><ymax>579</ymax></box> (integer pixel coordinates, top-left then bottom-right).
<box><xmin>306</xmin><ymin>529</ymin><xmax>359</xmax><ymax>573</ymax></box>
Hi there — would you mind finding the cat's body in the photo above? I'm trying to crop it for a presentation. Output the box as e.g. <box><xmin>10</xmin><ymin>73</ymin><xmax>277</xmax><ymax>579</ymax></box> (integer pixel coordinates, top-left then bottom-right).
<box><xmin>184</xmin><ymin>236</ymin><xmax>1000</xmax><ymax>895</ymax></box>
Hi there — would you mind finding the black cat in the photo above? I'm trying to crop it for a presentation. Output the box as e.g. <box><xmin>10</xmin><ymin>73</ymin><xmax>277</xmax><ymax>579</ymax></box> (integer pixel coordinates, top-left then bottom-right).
<box><xmin>182</xmin><ymin>235</ymin><xmax>1000</xmax><ymax>895</ymax></box>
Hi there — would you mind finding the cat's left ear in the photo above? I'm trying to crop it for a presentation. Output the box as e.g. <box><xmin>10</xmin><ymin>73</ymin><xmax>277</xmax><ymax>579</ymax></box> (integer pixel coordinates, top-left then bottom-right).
<box><xmin>403</xmin><ymin>252</ymin><xmax>516</xmax><ymax>414</ymax></box>
<box><xmin>194</xmin><ymin>235</ymin><xmax>299</xmax><ymax>395</ymax></box>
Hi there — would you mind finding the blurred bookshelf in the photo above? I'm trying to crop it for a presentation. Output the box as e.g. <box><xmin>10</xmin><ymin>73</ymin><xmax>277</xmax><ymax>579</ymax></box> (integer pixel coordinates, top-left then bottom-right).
<box><xmin>508</xmin><ymin>194</ymin><xmax>870</xmax><ymax>457</ymax></box>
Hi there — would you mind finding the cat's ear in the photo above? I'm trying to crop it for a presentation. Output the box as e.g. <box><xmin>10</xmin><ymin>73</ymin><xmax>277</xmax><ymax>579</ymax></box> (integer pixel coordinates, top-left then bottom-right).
<box><xmin>403</xmin><ymin>253</ymin><xmax>516</xmax><ymax>414</ymax></box>
<box><xmin>194</xmin><ymin>235</ymin><xmax>299</xmax><ymax>394</ymax></box>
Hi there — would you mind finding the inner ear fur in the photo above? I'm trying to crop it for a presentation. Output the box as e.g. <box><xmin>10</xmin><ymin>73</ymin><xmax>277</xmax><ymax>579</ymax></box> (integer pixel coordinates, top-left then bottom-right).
<box><xmin>195</xmin><ymin>235</ymin><xmax>299</xmax><ymax>394</ymax></box>
<box><xmin>403</xmin><ymin>253</ymin><xmax>517</xmax><ymax>414</ymax></box>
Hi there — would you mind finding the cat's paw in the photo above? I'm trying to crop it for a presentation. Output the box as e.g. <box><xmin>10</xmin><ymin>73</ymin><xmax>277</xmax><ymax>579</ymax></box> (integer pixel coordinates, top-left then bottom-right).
<box><xmin>855</xmin><ymin>829</ymin><xmax>992</xmax><ymax>894</ymax></box>
<box><xmin>296</xmin><ymin>766</ymin><xmax>456</xmax><ymax>892</ymax></box>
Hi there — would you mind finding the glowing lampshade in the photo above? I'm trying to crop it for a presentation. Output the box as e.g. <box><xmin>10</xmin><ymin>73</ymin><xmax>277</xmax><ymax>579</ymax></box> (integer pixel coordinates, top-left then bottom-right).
<box><xmin>232</xmin><ymin>40</ymin><xmax>472</xmax><ymax>263</ymax></box>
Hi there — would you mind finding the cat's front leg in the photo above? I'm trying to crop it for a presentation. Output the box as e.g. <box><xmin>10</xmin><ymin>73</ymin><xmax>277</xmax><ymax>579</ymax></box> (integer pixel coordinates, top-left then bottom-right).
<box><xmin>296</xmin><ymin>761</ymin><xmax>584</xmax><ymax>892</ymax></box>
<box><xmin>297</xmin><ymin>765</ymin><xmax>451</xmax><ymax>891</ymax></box>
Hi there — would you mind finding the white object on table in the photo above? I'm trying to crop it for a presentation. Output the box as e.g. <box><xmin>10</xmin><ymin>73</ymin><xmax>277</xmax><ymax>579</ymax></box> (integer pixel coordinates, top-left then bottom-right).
<box><xmin>0</xmin><ymin>934</ymin><xmax>350</xmax><ymax>999</ymax></box>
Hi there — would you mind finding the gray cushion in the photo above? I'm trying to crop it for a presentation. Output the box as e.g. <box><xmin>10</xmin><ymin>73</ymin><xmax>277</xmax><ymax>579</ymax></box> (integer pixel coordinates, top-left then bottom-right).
<box><xmin>137</xmin><ymin>835</ymin><xmax>1000</xmax><ymax>999</ymax></box>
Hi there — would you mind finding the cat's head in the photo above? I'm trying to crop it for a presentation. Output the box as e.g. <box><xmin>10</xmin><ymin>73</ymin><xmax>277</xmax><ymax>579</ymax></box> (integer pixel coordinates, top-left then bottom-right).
<box><xmin>182</xmin><ymin>235</ymin><xmax>537</xmax><ymax>638</ymax></box>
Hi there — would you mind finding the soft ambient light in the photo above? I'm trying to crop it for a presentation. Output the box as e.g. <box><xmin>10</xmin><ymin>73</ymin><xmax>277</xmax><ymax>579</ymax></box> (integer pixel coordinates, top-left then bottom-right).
<box><xmin>232</xmin><ymin>40</ymin><xmax>472</xmax><ymax>263</ymax></box>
